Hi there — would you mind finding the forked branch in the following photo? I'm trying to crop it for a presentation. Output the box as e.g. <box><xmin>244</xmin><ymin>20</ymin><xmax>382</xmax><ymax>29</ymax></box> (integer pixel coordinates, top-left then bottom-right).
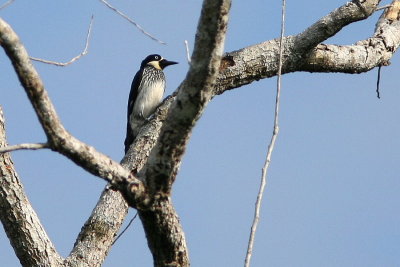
<box><xmin>0</xmin><ymin>17</ymin><xmax>147</xmax><ymax>208</ymax></box>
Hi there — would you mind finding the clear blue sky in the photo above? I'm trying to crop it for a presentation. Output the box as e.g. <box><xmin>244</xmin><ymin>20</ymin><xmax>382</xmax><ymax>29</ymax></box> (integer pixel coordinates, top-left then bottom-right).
<box><xmin>1</xmin><ymin>1</ymin><xmax>399</xmax><ymax>266</ymax></box>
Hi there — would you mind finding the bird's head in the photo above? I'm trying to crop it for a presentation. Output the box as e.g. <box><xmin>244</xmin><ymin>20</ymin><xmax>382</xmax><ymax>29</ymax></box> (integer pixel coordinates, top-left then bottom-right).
<box><xmin>141</xmin><ymin>54</ymin><xmax>178</xmax><ymax>70</ymax></box>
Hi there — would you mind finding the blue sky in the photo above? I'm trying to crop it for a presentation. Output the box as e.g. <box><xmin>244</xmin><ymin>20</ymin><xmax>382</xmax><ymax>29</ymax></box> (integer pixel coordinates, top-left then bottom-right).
<box><xmin>1</xmin><ymin>1</ymin><xmax>399</xmax><ymax>266</ymax></box>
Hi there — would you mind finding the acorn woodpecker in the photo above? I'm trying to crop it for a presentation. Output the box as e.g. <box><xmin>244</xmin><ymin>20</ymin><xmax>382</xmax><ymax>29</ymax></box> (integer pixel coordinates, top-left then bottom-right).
<box><xmin>124</xmin><ymin>54</ymin><xmax>178</xmax><ymax>153</ymax></box>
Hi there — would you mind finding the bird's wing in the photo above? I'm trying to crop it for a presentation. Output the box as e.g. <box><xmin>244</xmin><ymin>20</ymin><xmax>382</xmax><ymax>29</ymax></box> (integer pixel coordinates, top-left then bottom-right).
<box><xmin>124</xmin><ymin>68</ymin><xmax>143</xmax><ymax>153</ymax></box>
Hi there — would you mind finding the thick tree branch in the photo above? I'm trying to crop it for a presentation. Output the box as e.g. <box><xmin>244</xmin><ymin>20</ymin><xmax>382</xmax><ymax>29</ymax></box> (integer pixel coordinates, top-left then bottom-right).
<box><xmin>139</xmin><ymin>197</ymin><xmax>188</xmax><ymax>267</ymax></box>
<box><xmin>64</xmin><ymin>189</ymin><xmax>128</xmax><ymax>267</ymax></box>
<box><xmin>294</xmin><ymin>0</ymin><xmax>380</xmax><ymax>52</ymax></box>
<box><xmin>144</xmin><ymin>0</ymin><xmax>231</xmax><ymax>196</ymax></box>
<box><xmin>214</xmin><ymin>1</ymin><xmax>400</xmax><ymax>95</ymax></box>
<box><xmin>64</xmin><ymin>95</ymin><xmax>175</xmax><ymax>267</ymax></box>
<box><xmin>0</xmin><ymin>107</ymin><xmax>63</xmax><ymax>267</ymax></box>
<box><xmin>130</xmin><ymin>1</ymin><xmax>231</xmax><ymax>266</ymax></box>
<box><xmin>0</xmin><ymin>17</ymin><xmax>147</xmax><ymax>207</ymax></box>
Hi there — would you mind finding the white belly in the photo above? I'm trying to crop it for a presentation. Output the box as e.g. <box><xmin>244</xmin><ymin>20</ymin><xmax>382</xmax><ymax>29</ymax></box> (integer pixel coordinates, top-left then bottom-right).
<box><xmin>133</xmin><ymin>79</ymin><xmax>165</xmax><ymax>119</ymax></box>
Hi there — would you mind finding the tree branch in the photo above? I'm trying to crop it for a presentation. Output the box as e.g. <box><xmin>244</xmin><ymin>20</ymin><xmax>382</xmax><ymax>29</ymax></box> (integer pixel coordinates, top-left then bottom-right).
<box><xmin>130</xmin><ymin>1</ymin><xmax>231</xmax><ymax>266</ymax></box>
<box><xmin>0</xmin><ymin>142</ymin><xmax>49</xmax><ymax>153</ymax></box>
<box><xmin>0</xmin><ymin>107</ymin><xmax>63</xmax><ymax>267</ymax></box>
<box><xmin>184</xmin><ymin>40</ymin><xmax>191</xmax><ymax>64</ymax></box>
<box><xmin>0</xmin><ymin>17</ymin><xmax>147</xmax><ymax>207</ymax></box>
<box><xmin>99</xmin><ymin>0</ymin><xmax>166</xmax><ymax>45</ymax></box>
<box><xmin>65</xmin><ymin>95</ymin><xmax>175</xmax><ymax>267</ymax></box>
<box><xmin>0</xmin><ymin>0</ymin><xmax>14</xmax><ymax>10</ymax></box>
<box><xmin>144</xmin><ymin>0</ymin><xmax>231</xmax><ymax>196</ymax></box>
<box><xmin>64</xmin><ymin>189</ymin><xmax>128</xmax><ymax>267</ymax></box>
<box><xmin>30</xmin><ymin>16</ymin><xmax>94</xmax><ymax>67</ymax></box>
<box><xmin>245</xmin><ymin>0</ymin><xmax>287</xmax><ymax>265</ymax></box>
<box><xmin>294</xmin><ymin>0</ymin><xmax>380</xmax><ymax>52</ymax></box>
<box><xmin>213</xmin><ymin>0</ymin><xmax>400</xmax><ymax>95</ymax></box>
<box><xmin>301</xmin><ymin>16</ymin><xmax>400</xmax><ymax>73</ymax></box>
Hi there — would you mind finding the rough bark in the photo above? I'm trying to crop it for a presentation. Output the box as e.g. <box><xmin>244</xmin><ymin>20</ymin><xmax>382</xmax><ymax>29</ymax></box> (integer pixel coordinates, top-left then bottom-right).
<box><xmin>0</xmin><ymin>18</ymin><xmax>141</xmax><ymax>187</ymax></box>
<box><xmin>144</xmin><ymin>0</ymin><xmax>231</xmax><ymax>196</ymax></box>
<box><xmin>0</xmin><ymin>107</ymin><xmax>63</xmax><ymax>267</ymax></box>
<box><xmin>64</xmin><ymin>189</ymin><xmax>128</xmax><ymax>267</ymax></box>
<box><xmin>136</xmin><ymin>0</ymin><xmax>231</xmax><ymax>265</ymax></box>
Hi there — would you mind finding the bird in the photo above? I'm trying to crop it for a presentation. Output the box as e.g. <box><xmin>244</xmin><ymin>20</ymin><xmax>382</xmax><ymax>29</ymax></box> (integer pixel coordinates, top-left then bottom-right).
<box><xmin>124</xmin><ymin>54</ymin><xmax>178</xmax><ymax>153</ymax></box>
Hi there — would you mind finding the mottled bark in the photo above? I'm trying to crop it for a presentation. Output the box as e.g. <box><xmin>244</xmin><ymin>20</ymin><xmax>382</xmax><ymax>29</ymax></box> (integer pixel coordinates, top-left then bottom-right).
<box><xmin>144</xmin><ymin>0</ymin><xmax>231</xmax><ymax>196</ymax></box>
<box><xmin>139</xmin><ymin>198</ymin><xmax>188</xmax><ymax>267</ymax></box>
<box><xmin>64</xmin><ymin>189</ymin><xmax>128</xmax><ymax>267</ymax></box>
<box><xmin>0</xmin><ymin>107</ymin><xmax>63</xmax><ymax>267</ymax></box>
<box><xmin>136</xmin><ymin>0</ymin><xmax>231</xmax><ymax>265</ymax></box>
<box><xmin>0</xmin><ymin>18</ymin><xmax>143</xmax><ymax>192</ymax></box>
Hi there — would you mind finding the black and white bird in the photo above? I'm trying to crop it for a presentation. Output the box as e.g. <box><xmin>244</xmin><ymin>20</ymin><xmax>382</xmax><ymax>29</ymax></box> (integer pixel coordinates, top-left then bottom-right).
<box><xmin>124</xmin><ymin>54</ymin><xmax>178</xmax><ymax>153</ymax></box>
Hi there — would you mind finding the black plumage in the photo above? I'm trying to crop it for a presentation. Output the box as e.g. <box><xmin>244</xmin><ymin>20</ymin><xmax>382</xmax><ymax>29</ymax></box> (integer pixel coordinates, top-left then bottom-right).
<box><xmin>124</xmin><ymin>54</ymin><xmax>178</xmax><ymax>153</ymax></box>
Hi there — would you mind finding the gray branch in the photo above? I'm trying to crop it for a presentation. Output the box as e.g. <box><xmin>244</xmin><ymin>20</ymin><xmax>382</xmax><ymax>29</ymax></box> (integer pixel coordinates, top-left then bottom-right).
<box><xmin>0</xmin><ymin>142</ymin><xmax>49</xmax><ymax>153</ymax></box>
<box><xmin>214</xmin><ymin>0</ymin><xmax>400</xmax><ymax>95</ymax></box>
<box><xmin>0</xmin><ymin>17</ymin><xmax>147</xmax><ymax>205</ymax></box>
<box><xmin>143</xmin><ymin>0</ymin><xmax>231</xmax><ymax>196</ymax></box>
<box><xmin>0</xmin><ymin>107</ymin><xmax>63</xmax><ymax>267</ymax></box>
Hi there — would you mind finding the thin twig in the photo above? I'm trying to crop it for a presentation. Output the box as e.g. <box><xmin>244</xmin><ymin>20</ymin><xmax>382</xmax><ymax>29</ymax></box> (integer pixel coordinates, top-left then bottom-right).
<box><xmin>376</xmin><ymin>4</ymin><xmax>393</xmax><ymax>11</ymax></box>
<box><xmin>0</xmin><ymin>142</ymin><xmax>49</xmax><ymax>153</ymax></box>
<box><xmin>112</xmin><ymin>212</ymin><xmax>138</xmax><ymax>245</ymax></box>
<box><xmin>30</xmin><ymin>16</ymin><xmax>94</xmax><ymax>66</ymax></box>
<box><xmin>244</xmin><ymin>0</ymin><xmax>286</xmax><ymax>266</ymax></box>
<box><xmin>376</xmin><ymin>66</ymin><xmax>382</xmax><ymax>99</ymax></box>
<box><xmin>99</xmin><ymin>0</ymin><xmax>166</xmax><ymax>45</ymax></box>
<box><xmin>0</xmin><ymin>0</ymin><xmax>14</xmax><ymax>10</ymax></box>
<box><xmin>184</xmin><ymin>40</ymin><xmax>191</xmax><ymax>64</ymax></box>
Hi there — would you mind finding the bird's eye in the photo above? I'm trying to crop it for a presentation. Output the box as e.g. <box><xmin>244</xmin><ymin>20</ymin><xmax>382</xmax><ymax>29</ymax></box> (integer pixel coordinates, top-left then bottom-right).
<box><xmin>155</xmin><ymin>56</ymin><xmax>159</xmax><ymax>59</ymax></box>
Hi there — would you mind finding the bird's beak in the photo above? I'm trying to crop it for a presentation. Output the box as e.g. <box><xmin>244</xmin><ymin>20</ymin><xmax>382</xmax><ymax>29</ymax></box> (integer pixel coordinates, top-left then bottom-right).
<box><xmin>159</xmin><ymin>59</ymin><xmax>178</xmax><ymax>69</ymax></box>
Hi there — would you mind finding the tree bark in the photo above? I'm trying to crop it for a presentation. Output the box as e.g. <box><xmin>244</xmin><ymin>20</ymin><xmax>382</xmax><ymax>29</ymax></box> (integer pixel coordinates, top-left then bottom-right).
<box><xmin>0</xmin><ymin>107</ymin><xmax>63</xmax><ymax>267</ymax></box>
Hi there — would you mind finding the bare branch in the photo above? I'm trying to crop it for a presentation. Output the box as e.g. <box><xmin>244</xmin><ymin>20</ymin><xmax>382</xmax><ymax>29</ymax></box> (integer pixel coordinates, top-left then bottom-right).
<box><xmin>65</xmin><ymin>188</ymin><xmax>128</xmax><ymax>267</ymax></box>
<box><xmin>213</xmin><ymin>1</ymin><xmax>399</xmax><ymax>95</ymax></box>
<box><xmin>376</xmin><ymin>66</ymin><xmax>382</xmax><ymax>99</ymax></box>
<box><xmin>30</xmin><ymin>16</ymin><xmax>94</xmax><ymax>66</ymax></box>
<box><xmin>380</xmin><ymin>0</ymin><xmax>400</xmax><ymax>20</ymax></box>
<box><xmin>99</xmin><ymin>0</ymin><xmax>166</xmax><ymax>45</ymax></box>
<box><xmin>0</xmin><ymin>17</ymin><xmax>148</xmax><ymax>207</ymax></box>
<box><xmin>0</xmin><ymin>0</ymin><xmax>14</xmax><ymax>10</ymax></box>
<box><xmin>245</xmin><ymin>1</ymin><xmax>286</xmax><ymax>266</ymax></box>
<box><xmin>112</xmin><ymin>212</ymin><xmax>137</xmax><ymax>245</ymax></box>
<box><xmin>66</xmin><ymin>98</ymin><xmax>174</xmax><ymax>267</ymax></box>
<box><xmin>135</xmin><ymin>0</ymin><xmax>231</xmax><ymax>265</ymax></box>
<box><xmin>376</xmin><ymin>4</ymin><xmax>393</xmax><ymax>11</ymax></box>
<box><xmin>0</xmin><ymin>142</ymin><xmax>49</xmax><ymax>153</ymax></box>
<box><xmin>0</xmin><ymin>107</ymin><xmax>63</xmax><ymax>266</ymax></box>
<box><xmin>294</xmin><ymin>0</ymin><xmax>380</xmax><ymax>52</ymax></box>
<box><xmin>144</xmin><ymin>0</ymin><xmax>231</xmax><ymax>195</ymax></box>
<box><xmin>184</xmin><ymin>40</ymin><xmax>191</xmax><ymax>64</ymax></box>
